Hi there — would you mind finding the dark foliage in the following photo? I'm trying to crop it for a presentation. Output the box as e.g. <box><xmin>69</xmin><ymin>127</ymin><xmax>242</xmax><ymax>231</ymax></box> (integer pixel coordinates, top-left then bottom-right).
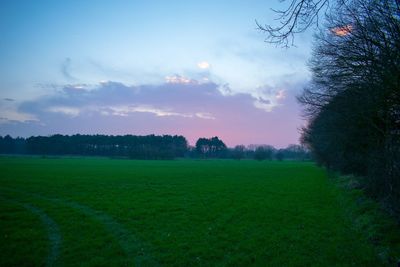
<box><xmin>0</xmin><ymin>134</ymin><xmax>311</xmax><ymax>162</ymax></box>
<box><xmin>299</xmin><ymin>0</ymin><xmax>400</xmax><ymax>215</ymax></box>
<box><xmin>231</xmin><ymin>145</ymin><xmax>246</xmax><ymax>160</ymax></box>
<box><xmin>254</xmin><ymin>145</ymin><xmax>274</xmax><ymax>161</ymax></box>
<box><xmin>229</xmin><ymin>144</ymin><xmax>310</xmax><ymax>161</ymax></box>
<box><xmin>0</xmin><ymin>134</ymin><xmax>188</xmax><ymax>160</ymax></box>
<box><xmin>195</xmin><ymin>136</ymin><xmax>228</xmax><ymax>158</ymax></box>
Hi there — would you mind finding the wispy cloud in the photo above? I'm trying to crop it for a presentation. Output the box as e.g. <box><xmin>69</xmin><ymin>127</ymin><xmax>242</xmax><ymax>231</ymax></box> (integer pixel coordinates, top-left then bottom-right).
<box><xmin>165</xmin><ymin>75</ymin><xmax>197</xmax><ymax>85</ymax></box>
<box><xmin>195</xmin><ymin>112</ymin><xmax>215</xmax><ymax>120</ymax></box>
<box><xmin>0</xmin><ymin>97</ymin><xmax>38</xmax><ymax>123</ymax></box>
<box><xmin>252</xmin><ymin>85</ymin><xmax>288</xmax><ymax>112</ymax></box>
<box><xmin>197</xmin><ymin>61</ymin><xmax>210</xmax><ymax>69</ymax></box>
<box><xmin>47</xmin><ymin>106</ymin><xmax>81</xmax><ymax>117</ymax></box>
<box><xmin>105</xmin><ymin>105</ymin><xmax>194</xmax><ymax>118</ymax></box>
<box><xmin>275</xmin><ymin>89</ymin><xmax>286</xmax><ymax>100</ymax></box>
<box><xmin>61</xmin><ymin>57</ymin><xmax>77</xmax><ymax>81</ymax></box>
<box><xmin>0</xmin><ymin>111</ymin><xmax>37</xmax><ymax>123</ymax></box>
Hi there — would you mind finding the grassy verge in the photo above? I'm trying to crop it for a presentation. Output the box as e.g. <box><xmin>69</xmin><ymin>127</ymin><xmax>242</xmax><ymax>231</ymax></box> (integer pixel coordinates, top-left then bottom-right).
<box><xmin>331</xmin><ymin>173</ymin><xmax>400</xmax><ymax>265</ymax></box>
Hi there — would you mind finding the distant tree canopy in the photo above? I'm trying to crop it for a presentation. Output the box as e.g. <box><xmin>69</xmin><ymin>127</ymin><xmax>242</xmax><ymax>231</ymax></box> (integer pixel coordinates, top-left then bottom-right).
<box><xmin>195</xmin><ymin>137</ymin><xmax>228</xmax><ymax>158</ymax></box>
<box><xmin>254</xmin><ymin>145</ymin><xmax>274</xmax><ymax>161</ymax></box>
<box><xmin>277</xmin><ymin>144</ymin><xmax>310</xmax><ymax>161</ymax></box>
<box><xmin>0</xmin><ymin>135</ymin><xmax>310</xmax><ymax>161</ymax></box>
<box><xmin>0</xmin><ymin>135</ymin><xmax>26</xmax><ymax>154</ymax></box>
<box><xmin>224</xmin><ymin>144</ymin><xmax>310</xmax><ymax>161</ymax></box>
<box><xmin>0</xmin><ymin>134</ymin><xmax>188</xmax><ymax>159</ymax></box>
<box><xmin>232</xmin><ymin>145</ymin><xmax>246</xmax><ymax>160</ymax></box>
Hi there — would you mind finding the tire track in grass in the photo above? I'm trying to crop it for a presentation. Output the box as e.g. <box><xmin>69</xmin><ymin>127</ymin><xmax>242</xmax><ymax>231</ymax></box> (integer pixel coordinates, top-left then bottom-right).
<box><xmin>48</xmin><ymin>197</ymin><xmax>158</xmax><ymax>267</ymax></box>
<box><xmin>0</xmin><ymin>195</ymin><xmax>62</xmax><ymax>267</ymax></box>
<box><xmin>0</xmin><ymin>187</ymin><xmax>158</xmax><ymax>267</ymax></box>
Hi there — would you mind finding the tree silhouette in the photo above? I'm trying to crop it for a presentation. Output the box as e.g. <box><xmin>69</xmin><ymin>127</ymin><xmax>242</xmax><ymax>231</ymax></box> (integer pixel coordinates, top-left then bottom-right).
<box><xmin>298</xmin><ymin>0</ymin><xmax>400</xmax><ymax>213</ymax></box>
<box><xmin>232</xmin><ymin>145</ymin><xmax>246</xmax><ymax>160</ymax></box>
<box><xmin>195</xmin><ymin>137</ymin><xmax>227</xmax><ymax>158</ymax></box>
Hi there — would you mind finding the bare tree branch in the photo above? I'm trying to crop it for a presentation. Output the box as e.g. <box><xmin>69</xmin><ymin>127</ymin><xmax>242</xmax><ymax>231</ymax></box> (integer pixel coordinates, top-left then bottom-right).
<box><xmin>256</xmin><ymin>0</ymin><xmax>331</xmax><ymax>47</ymax></box>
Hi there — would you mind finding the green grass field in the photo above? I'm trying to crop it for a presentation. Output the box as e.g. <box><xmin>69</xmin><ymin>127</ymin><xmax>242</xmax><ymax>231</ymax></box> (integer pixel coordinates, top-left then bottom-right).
<box><xmin>0</xmin><ymin>157</ymin><xmax>392</xmax><ymax>266</ymax></box>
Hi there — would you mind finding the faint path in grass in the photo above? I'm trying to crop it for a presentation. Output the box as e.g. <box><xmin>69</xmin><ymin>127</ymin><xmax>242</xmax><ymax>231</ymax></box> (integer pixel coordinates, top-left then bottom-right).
<box><xmin>0</xmin><ymin>187</ymin><xmax>158</xmax><ymax>267</ymax></box>
<box><xmin>0</xmin><ymin>195</ymin><xmax>61</xmax><ymax>267</ymax></box>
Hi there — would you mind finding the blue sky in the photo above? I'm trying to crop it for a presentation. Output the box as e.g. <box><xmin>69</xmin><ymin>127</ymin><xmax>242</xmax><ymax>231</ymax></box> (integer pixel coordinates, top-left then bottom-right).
<box><xmin>0</xmin><ymin>0</ymin><xmax>313</xmax><ymax>147</ymax></box>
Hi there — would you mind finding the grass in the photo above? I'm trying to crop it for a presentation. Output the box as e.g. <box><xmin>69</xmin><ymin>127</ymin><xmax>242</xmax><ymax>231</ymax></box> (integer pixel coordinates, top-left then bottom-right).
<box><xmin>0</xmin><ymin>157</ymin><xmax>397</xmax><ymax>266</ymax></box>
<box><xmin>332</xmin><ymin>174</ymin><xmax>400</xmax><ymax>264</ymax></box>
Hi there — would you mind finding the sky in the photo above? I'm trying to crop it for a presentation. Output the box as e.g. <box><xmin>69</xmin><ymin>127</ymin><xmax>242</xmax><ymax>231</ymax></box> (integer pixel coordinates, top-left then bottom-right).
<box><xmin>0</xmin><ymin>0</ymin><xmax>313</xmax><ymax>148</ymax></box>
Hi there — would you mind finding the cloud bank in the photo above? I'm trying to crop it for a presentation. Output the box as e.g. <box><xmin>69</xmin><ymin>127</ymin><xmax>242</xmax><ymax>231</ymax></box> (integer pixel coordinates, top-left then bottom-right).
<box><xmin>0</xmin><ymin>79</ymin><xmax>304</xmax><ymax>147</ymax></box>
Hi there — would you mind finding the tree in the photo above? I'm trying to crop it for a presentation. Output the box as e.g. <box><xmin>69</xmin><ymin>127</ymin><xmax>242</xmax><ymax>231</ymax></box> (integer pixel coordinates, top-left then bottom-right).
<box><xmin>254</xmin><ymin>145</ymin><xmax>275</xmax><ymax>161</ymax></box>
<box><xmin>276</xmin><ymin>149</ymin><xmax>284</xmax><ymax>161</ymax></box>
<box><xmin>259</xmin><ymin>0</ymin><xmax>400</xmax><ymax>213</ymax></box>
<box><xmin>195</xmin><ymin>137</ymin><xmax>227</xmax><ymax>158</ymax></box>
<box><xmin>257</xmin><ymin>0</ymin><xmax>341</xmax><ymax>46</ymax></box>
<box><xmin>232</xmin><ymin>145</ymin><xmax>246</xmax><ymax>160</ymax></box>
<box><xmin>298</xmin><ymin>0</ymin><xmax>400</xmax><ymax>213</ymax></box>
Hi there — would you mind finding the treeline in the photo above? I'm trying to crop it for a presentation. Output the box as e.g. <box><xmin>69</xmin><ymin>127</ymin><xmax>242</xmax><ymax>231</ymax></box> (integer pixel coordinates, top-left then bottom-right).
<box><xmin>228</xmin><ymin>144</ymin><xmax>310</xmax><ymax>161</ymax></box>
<box><xmin>0</xmin><ymin>134</ymin><xmax>188</xmax><ymax>159</ymax></box>
<box><xmin>299</xmin><ymin>1</ymin><xmax>400</xmax><ymax>214</ymax></box>
<box><xmin>0</xmin><ymin>134</ymin><xmax>310</xmax><ymax>161</ymax></box>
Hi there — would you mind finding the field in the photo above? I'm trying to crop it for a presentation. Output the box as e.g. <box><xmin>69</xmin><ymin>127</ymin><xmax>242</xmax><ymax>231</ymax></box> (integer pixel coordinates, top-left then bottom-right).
<box><xmin>0</xmin><ymin>157</ymin><xmax>386</xmax><ymax>266</ymax></box>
